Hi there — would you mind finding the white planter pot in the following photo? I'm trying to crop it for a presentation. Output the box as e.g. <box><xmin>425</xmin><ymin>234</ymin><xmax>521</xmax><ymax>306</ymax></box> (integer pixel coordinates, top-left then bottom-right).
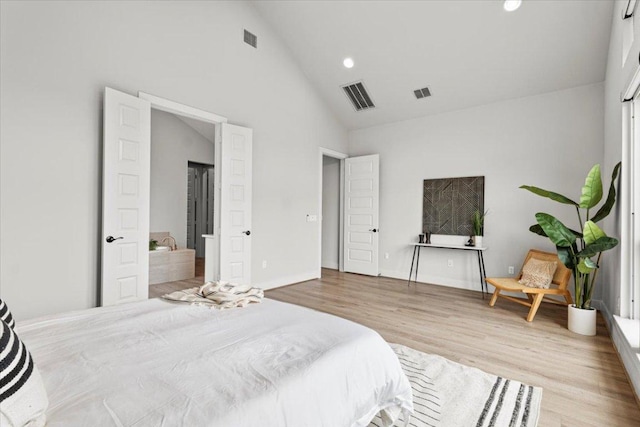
<box><xmin>474</xmin><ymin>236</ymin><xmax>483</xmax><ymax>248</ymax></box>
<box><xmin>567</xmin><ymin>305</ymin><xmax>596</xmax><ymax>336</ymax></box>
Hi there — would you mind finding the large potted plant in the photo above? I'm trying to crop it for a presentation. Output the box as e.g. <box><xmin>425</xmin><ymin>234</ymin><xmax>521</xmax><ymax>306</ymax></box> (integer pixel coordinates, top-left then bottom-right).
<box><xmin>520</xmin><ymin>162</ymin><xmax>621</xmax><ymax>335</ymax></box>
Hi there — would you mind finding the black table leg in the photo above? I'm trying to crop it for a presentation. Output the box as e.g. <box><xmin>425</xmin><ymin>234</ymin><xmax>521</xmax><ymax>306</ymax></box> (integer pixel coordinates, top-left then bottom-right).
<box><xmin>415</xmin><ymin>246</ymin><xmax>421</xmax><ymax>283</ymax></box>
<box><xmin>480</xmin><ymin>251</ymin><xmax>487</xmax><ymax>294</ymax></box>
<box><xmin>477</xmin><ymin>250</ymin><xmax>487</xmax><ymax>299</ymax></box>
<box><xmin>408</xmin><ymin>245</ymin><xmax>418</xmax><ymax>286</ymax></box>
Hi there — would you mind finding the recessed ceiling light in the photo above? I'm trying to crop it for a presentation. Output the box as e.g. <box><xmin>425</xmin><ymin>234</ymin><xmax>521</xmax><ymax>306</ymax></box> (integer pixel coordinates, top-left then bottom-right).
<box><xmin>343</xmin><ymin>57</ymin><xmax>354</xmax><ymax>69</ymax></box>
<box><xmin>504</xmin><ymin>0</ymin><xmax>522</xmax><ymax>12</ymax></box>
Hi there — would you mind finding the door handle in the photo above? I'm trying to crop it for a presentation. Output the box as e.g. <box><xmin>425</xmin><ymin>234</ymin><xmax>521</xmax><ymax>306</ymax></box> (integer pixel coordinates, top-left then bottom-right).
<box><xmin>106</xmin><ymin>236</ymin><xmax>124</xmax><ymax>243</ymax></box>
<box><xmin>369</xmin><ymin>229</ymin><xmax>378</xmax><ymax>233</ymax></box>
<box><xmin>242</xmin><ymin>230</ymin><xmax>251</xmax><ymax>236</ymax></box>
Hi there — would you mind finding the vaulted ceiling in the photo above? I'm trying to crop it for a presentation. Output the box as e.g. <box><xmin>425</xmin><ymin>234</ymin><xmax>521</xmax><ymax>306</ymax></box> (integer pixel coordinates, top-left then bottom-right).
<box><xmin>253</xmin><ymin>1</ymin><xmax>614</xmax><ymax>130</ymax></box>
<box><xmin>177</xmin><ymin>115</ymin><xmax>216</xmax><ymax>143</ymax></box>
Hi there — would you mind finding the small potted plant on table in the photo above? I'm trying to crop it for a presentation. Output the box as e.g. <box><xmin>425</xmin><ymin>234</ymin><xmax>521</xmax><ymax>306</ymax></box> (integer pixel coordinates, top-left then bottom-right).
<box><xmin>472</xmin><ymin>210</ymin><xmax>487</xmax><ymax>247</ymax></box>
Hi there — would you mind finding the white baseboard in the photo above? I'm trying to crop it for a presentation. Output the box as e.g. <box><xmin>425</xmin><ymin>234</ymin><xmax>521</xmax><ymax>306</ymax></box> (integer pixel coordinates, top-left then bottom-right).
<box><xmin>256</xmin><ymin>271</ymin><xmax>318</xmax><ymax>291</ymax></box>
<box><xmin>598</xmin><ymin>301</ymin><xmax>640</xmax><ymax>401</ymax></box>
<box><xmin>321</xmin><ymin>261</ymin><xmax>339</xmax><ymax>270</ymax></box>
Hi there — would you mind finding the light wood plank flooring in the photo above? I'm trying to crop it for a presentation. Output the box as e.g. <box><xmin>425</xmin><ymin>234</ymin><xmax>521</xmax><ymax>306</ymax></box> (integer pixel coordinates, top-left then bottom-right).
<box><xmin>148</xmin><ymin>276</ymin><xmax>202</xmax><ymax>299</ymax></box>
<box><xmin>268</xmin><ymin>269</ymin><xmax>640</xmax><ymax>427</ymax></box>
<box><xmin>148</xmin><ymin>257</ymin><xmax>205</xmax><ymax>298</ymax></box>
<box><xmin>195</xmin><ymin>257</ymin><xmax>204</xmax><ymax>277</ymax></box>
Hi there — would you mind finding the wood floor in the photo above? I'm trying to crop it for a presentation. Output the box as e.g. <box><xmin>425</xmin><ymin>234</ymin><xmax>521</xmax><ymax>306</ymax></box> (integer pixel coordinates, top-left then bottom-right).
<box><xmin>148</xmin><ymin>268</ymin><xmax>640</xmax><ymax>426</ymax></box>
<box><xmin>148</xmin><ymin>257</ymin><xmax>205</xmax><ymax>299</ymax></box>
<box><xmin>195</xmin><ymin>257</ymin><xmax>204</xmax><ymax>277</ymax></box>
<box><xmin>148</xmin><ymin>276</ymin><xmax>202</xmax><ymax>299</ymax></box>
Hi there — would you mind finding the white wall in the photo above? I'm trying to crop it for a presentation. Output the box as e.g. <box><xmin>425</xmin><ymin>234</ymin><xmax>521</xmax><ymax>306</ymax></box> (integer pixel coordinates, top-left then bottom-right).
<box><xmin>348</xmin><ymin>83</ymin><xmax>604</xmax><ymax>291</ymax></box>
<box><xmin>0</xmin><ymin>1</ymin><xmax>347</xmax><ymax>320</ymax></box>
<box><xmin>150</xmin><ymin>109</ymin><xmax>214</xmax><ymax>250</ymax></box>
<box><xmin>321</xmin><ymin>156</ymin><xmax>340</xmax><ymax>269</ymax></box>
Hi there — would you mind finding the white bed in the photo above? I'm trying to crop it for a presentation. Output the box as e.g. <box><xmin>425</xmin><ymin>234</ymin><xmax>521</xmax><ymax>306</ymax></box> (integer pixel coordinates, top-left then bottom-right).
<box><xmin>16</xmin><ymin>298</ymin><xmax>413</xmax><ymax>426</ymax></box>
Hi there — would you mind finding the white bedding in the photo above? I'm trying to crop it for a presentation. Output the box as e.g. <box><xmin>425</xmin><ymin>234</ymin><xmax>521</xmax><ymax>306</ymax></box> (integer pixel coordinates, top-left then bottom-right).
<box><xmin>17</xmin><ymin>298</ymin><xmax>412</xmax><ymax>426</ymax></box>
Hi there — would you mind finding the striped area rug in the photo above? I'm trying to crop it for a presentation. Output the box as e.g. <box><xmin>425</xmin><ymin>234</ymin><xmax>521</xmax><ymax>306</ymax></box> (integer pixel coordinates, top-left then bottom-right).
<box><xmin>369</xmin><ymin>344</ymin><xmax>542</xmax><ymax>427</ymax></box>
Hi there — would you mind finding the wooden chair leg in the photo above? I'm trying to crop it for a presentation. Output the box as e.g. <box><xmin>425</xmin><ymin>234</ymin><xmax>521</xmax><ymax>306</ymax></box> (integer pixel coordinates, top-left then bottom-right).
<box><xmin>527</xmin><ymin>294</ymin><xmax>544</xmax><ymax>322</ymax></box>
<box><xmin>526</xmin><ymin>294</ymin><xmax>534</xmax><ymax>303</ymax></box>
<box><xmin>489</xmin><ymin>288</ymin><xmax>501</xmax><ymax>307</ymax></box>
<box><xmin>564</xmin><ymin>291</ymin><xmax>573</xmax><ymax>306</ymax></box>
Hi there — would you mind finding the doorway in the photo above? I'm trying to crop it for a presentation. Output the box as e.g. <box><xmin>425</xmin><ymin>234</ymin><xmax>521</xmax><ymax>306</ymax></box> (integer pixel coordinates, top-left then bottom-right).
<box><xmin>187</xmin><ymin>161</ymin><xmax>215</xmax><ymax>259</ymax></box>
<box><xmin>321</xmin><ymin>156</ymin><xmax>340</xmax><ymax>271</ymax></box>
<box><xmin>148</xmin><ymin>109</ymin><xmax>215</xmax><ymax>294</ymax></box>
<box><xmin>317</xmin><ymin>149</ymin><xmax>381</xmax><ymax>279</ymax></box>
<box><xmin>102</xmin><ymin>88</ymin><xmax>255</xmax><ymax>307</ymax></box>
<box><xmin>318</xmin><ymin>148</ymin><xmax>347</xmax><ymax>278</ymax></box>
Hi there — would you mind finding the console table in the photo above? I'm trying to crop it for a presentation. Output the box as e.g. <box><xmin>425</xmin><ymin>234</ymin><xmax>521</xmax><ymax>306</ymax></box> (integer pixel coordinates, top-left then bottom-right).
<box><xmin>408</xmin><ymin>243</ymin><xmax>488</xmax><ymax>298</ymax></box>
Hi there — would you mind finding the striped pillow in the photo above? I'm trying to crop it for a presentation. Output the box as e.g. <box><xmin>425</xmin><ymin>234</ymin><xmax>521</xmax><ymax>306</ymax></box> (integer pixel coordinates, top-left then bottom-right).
<box><xmin>0</xmin><ymin>298</ymin><xmax>15</xmax><ymax>329</ymax></box>
<box><xmin>0</xmin><ymin>320</ymin><xmax>48</xmax><ymax>427</ymax></box>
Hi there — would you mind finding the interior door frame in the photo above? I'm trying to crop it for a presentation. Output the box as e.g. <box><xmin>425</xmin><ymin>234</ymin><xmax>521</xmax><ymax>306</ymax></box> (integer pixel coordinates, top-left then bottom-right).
<box><xmin>138</xmin><ymin>91</ymin><xmax>227</xmax><ymax>281</ymax></box>
<box><xmin>187</xmin><ymin>161</ymin><xmax>215</xmax><ymax>257</ymax></box>
<box><xmin>317</xmin><ymin>147</ymin><xmax>348</xmax><ymax>277</ymax></box>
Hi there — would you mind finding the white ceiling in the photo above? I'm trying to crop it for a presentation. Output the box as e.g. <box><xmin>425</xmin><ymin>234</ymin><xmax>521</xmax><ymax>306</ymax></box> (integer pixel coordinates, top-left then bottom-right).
<box><xmin>252</xmin><ymin>0</ymin><xmax>614</xmax><ymax>130</ymax></box>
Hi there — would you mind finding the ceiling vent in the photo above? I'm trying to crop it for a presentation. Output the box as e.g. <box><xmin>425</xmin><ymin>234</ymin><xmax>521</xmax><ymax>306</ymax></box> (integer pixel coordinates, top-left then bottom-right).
<box><xmin>341</xmin><ymin>81</ymin><xmax>376</xmax><ymax>111</ymax></box>
<box><xmin>413</xmin><ymin>86</ymin><xmax>432</xmax><ymax>99</ymax></box>
<box><xmin>244</xmin><ymin>29</ymin><xmax>257</xmax><ymax>48</ymax></box>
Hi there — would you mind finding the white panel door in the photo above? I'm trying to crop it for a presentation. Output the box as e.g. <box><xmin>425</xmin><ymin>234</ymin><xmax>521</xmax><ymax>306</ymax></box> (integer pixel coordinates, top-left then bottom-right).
<box><xmin>101</xmin><ymin>88</ymin><xmax>151</xmax><ymax>306</ymax></box>
<box><xmin>344</xmin><ymin>154</ymin><xmax>379</xmax><ymax>276</ymax></box>
<box><xmin>220</xmin><ymin>123</ymin><xmax>252</xmax><ymax>284</ymax></box>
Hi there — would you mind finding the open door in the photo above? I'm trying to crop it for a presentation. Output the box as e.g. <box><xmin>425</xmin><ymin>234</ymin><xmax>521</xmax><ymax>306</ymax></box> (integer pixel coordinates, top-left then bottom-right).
<box><xmin>101</xmin><ymin>88</ymin><xmax>151</xmax><ymax>306</ymax></box>
<box><xmin>343</xmin><ymin>154</ymin><xmax>379</xmax><ymax>276</ymax></box>
<box><xmin>219</xmin><ymin>123</ymin><xmax>253</xmax><ymax>284</ymax></box>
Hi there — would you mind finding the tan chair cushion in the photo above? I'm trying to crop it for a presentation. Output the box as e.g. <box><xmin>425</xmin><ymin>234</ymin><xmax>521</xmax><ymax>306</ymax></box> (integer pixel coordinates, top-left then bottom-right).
<box><xmin>486</xmin><ymin>277</ymin><xmax>527</xmax><ymax>291</ymax></box>
<box><xmin>519</xmin><ymin>258</ymin><xmax>557</xmax><ymax>289</ymax></box>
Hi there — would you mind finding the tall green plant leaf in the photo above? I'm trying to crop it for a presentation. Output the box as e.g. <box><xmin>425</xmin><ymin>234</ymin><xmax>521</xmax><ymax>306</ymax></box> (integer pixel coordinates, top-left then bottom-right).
<box><xmin>577</xmin><ymin>236</ymin><xmax>619</xmax><ymax>258</ymax></box>
<box><xmin>583</xmin><ymin>221</ymin><xmax>606</xmax><ymax>245</ymax></box>
<box><xmin>577</xmin><ymin>259</ymin><xmax>596</xmax><ymax>274</ymax></box>
<box><xmin>529</xmin><ymin>223</ymin><xmax>582</xmax><ymax>238</ymax></box>
<box><xmin>579</xmin><ymin>164</ymin><xmax>603</xmax><ymax>209</ymax></box>
<box><xmin>556</xmin><ymin>246</ymin><xmax>576</xmax><ymax>270</ymax></box>
<box><xmin>529</xmin><ymin>224</ymin><xmax>547</xmax><ymax>237</ymax></box>
<box><xmin>591</xmin><ymin>162</ymin><xmax>622</xmax><ymax>223</ymax></box>
<box><xmin>519</xmin><ymin>185</ymin><xmax>579</xmax><ymax>206</ymax></box>
<box><xmin>584</xmin><ymin>257</ymin><xmax>598</xmax><ymax>269</ymax></box>
<box><xmin>535</xmin><ymin>213</ymin><xmax>577</xmax><ymax>247</ymax></box>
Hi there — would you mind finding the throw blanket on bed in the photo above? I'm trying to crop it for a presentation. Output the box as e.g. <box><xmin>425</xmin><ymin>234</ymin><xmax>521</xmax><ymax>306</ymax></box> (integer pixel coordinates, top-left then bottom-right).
<box><xmin>162</xmin><ymin>281</ymin><xmax>263</xmax><ymax>309</ymax></box>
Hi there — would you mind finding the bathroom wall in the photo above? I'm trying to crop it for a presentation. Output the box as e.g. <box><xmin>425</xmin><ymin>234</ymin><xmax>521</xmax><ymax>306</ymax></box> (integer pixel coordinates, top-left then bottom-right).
<box><xmin>150</xmin><ymin>109</ymin><xmax>214</xmax><ymax>250</ymax></box>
